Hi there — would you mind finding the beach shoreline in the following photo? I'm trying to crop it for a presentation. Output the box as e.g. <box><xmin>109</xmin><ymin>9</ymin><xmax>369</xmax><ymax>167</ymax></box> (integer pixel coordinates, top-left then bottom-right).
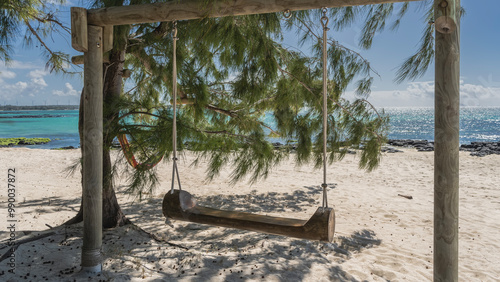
<box><xmin>0</xmin><ymin>147</ymin><xmax>499</xmax><ymax>281</ymax></box>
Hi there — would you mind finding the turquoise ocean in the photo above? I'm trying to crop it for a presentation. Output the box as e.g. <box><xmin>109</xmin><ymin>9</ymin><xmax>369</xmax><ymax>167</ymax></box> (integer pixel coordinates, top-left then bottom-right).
<box><xmin>0</xmin><ymin>110</ymin><xmax>79</xmax><ymax>149</ymax></box>
<box><xmin>0</xmin><ymin>107</ymin><xmax>499</xmax><ymax>149</ymax></box>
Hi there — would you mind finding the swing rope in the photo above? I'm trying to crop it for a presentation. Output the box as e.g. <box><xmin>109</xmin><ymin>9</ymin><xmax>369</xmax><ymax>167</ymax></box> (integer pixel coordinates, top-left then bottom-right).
<box><xmin>170</xmin><ymin>21</ymin><xmax>182</xmax><ymax>193</ymax></box>
<box><xmin>163</xmin><ymin>11</ymin><xmax>335</xmax><ymax>242</ymax></box>
<box><xmin>282</xmin><ymin>8</ymin><xmax>330</xmax><ymax>211</ymax></box>
<box><xmin>321</xmin><ymin>8</ymin><xmax>330</xmax><ymax>210</ymax></box>
<box><xmin>168</xmin><ymin>13</ymin><xmax>331</xmax><ymax>207</ymax></box>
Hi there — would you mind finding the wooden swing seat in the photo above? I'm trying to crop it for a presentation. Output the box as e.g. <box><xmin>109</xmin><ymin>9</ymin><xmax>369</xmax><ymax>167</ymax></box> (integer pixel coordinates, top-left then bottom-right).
<box><xmin>162</xmin><ymin>189</ymin><xmax>335</xmax><ymax>242</ymax></box>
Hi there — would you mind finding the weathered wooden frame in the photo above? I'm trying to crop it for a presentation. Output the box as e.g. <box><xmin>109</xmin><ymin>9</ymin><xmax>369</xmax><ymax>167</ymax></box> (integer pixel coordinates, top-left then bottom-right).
<box><xmin>71</xmin><ymin>0</ymin><xmax>460</xmax><ymax>280</ymax></box>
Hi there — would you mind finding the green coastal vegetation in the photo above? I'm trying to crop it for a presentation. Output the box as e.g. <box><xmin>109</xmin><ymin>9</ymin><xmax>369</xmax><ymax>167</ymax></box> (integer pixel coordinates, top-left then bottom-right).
<box><xmin>0</xmin><ymin>137</ymin><xmax>51</xmax><ymax>146</ymax></box>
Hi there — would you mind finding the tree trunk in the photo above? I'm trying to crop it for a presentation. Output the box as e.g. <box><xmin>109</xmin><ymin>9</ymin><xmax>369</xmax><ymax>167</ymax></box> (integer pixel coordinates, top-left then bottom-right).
<box><xmin>64</xmin><ymin>46</ymin><xmax>130</xmax><ymax>228</ymax></box>
<box><xmin>62</xmin><ymin>90</ymin><xmax>84</xmax><ymax>226</ymax></box>
<box><xmin>102</xmin><ymin>146</ymin><xmax>130</xmax><ymax>227</ymax></box>
<box><xmin>101</xmin><ymin>45</ymin><xmax>130</xmax><ymax>228</ymax></box>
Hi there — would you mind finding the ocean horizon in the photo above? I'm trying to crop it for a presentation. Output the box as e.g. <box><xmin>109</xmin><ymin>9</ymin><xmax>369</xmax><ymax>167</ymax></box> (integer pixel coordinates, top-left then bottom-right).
<box><xmin>1</xmin><ymin>106</ymin><xmax>499</xmax><ymax>149</ymax></box>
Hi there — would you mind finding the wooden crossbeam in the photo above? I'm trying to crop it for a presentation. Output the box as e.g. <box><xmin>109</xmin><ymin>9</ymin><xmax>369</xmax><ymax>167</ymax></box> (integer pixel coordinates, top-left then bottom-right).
<box><xmin>87</xmin><ymin>0</ymin><xmax>421</xmax><ymax>26</ymax></box>
<box><xmin>71</xmin><ymin>7</ymin><xmax>87</xmax><ymax>52</ymax></box>
<box><xmin>71</xmin><ymin>53</ymin><xmax>110</xmax><ymax>65</ymax></box>
<box><xmin>102</xmin><ymin>26</ymin><xmax>114</xmax><ymax>52</ymax></box>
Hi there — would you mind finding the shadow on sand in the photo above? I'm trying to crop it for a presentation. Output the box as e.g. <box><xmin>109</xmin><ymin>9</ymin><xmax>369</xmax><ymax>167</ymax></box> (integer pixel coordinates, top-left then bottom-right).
<box><xmin>109</xmin><ymin>186</ymin><xmax>381</xmax><ymax>281</ymax></box>
<box><xmin>0</xmin><ymin>186</ymin><xmax>381</xmax><ymax>281</ymax></box>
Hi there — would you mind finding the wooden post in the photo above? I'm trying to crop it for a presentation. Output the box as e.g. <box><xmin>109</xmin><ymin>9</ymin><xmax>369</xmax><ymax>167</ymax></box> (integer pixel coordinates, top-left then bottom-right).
<box><xmin>434</xmin><ymin>0</ymin><xmax>460</xmax><ymax>281</ymax></box>
<box><xmin>435</xmin><ymin>0</ymin><xmax>457</xmax><ymax>34</ymax></box>
<box><xmin>82</xmin><ymin>25</ymin><xmax>103</xmax><ymax>273</ymax></box>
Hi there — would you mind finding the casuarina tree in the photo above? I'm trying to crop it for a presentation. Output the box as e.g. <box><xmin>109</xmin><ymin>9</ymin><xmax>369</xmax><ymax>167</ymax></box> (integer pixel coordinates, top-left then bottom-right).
<box><xmin>1</xmin><ymin>0</ymin><xmax>439</xmax><ymax>228</ymax></box>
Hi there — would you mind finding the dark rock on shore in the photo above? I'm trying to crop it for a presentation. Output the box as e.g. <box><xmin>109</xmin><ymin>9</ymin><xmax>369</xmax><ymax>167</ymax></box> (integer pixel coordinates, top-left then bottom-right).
<box><xmin>381</xmin><ymin>147</ymin><xmax>403</xmax><ymax>153</ymax></box>
<box><xmin>273</xmin><ymin>142</ymin><xmax>297</xmax><ymax>151</ymax></box>
<box><xmin>460</xmin><ymin>141</ymin><xmax>500</xmax><ymax>157</ymax></box>
<box><xmin>387</xmin><ymin>139</ymin><xmax>500</xmax><ymax>157</ymax></box>
<box><xmin>387</xmin><ymin>139</ymin><xmax>434</xmax><ymax>152</ymax></box>
<box><xmin>272</xmin><ymin>142</ymin><xmax>283</xmax><ymax>149</ymax></box>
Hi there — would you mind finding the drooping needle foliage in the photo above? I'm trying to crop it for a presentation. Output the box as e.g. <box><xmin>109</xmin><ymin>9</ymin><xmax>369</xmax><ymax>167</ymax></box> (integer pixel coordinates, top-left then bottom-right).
<box><xmin>118</xmin><ymin>7</ymin><xmax>403</xmax><ymax>194</ymax></box>
<box><xmin>1</xmin><ymin>0</ymin><xmax>445</xmax><ymax>213</ymax></box>
<box><xmin>0</xmin><ymin>0</ymin><xmax>72</xmax><ymax>72</ymax></box>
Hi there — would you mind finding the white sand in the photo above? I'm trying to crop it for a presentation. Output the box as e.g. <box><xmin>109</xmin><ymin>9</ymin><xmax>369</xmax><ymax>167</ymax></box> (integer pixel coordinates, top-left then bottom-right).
<box><xmin>0</xmin><ymin>147</ymin><xmax>499</xmax><ymax>281</ymax></box>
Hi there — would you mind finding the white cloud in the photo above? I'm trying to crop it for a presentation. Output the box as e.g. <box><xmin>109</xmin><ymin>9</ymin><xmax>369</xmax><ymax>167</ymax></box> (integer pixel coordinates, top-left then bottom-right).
<box><xmin>16</xmin><ymin>81</ymin><xmax>28</xmax><ymax>90</ymax></box>
<box><xmin>0</xmin><ymin>81</ymin><xmax>30</xmax><ymax>102</ymax></box>
<box><xmin>29</xmin><ymin>69</ymin><xmax>49</xmax><ymax>78</ymax></box>
<box><xmin>0</xmin><ymin>68</ymin><xmax>50</xmax><ymax>103</ymax></box>
<box><xmin>0</xmin><ymin>60</ymin><xmax>82</xmax><ymax>105</ymax></box>
<box><xmin>28</xmin><ymin>69</ymin><xmax>49</xmax><ymax>87</ymax></box>
<box><xmin>460</xmin><ymin>80</ymin><xmax>500</xmax><ymax>107</ymax></box>
<box><xmin>478</xmin><ymin>74</ymin><xmax>500</xmax><ymax>88</ymax></box>
<box><xmin>0</xmin><ymin>60</ymin><xmax>42</xmax><ymax>70</ymax></box>
<box><xmin>360</xmin><ymin>80</ymin><xmax>500</xmax><ymax>108</ymax></box>
<box><xmin>53</xmin><ymin>82</ymin><xmax>78</xmax><ymax>97</ymax></box>
<box><xmin>32</xmin><ymin>77</ymin><xmax>48</xmax><ymax>87</ymax></box>
<box><xmin>406</xmin><ymin>81</ymin><xmax>434</xmax><ymax>98</ymax></box>
<box><xmin>0</xmin><ymin>70</ymin><xmax>16</xmax><ymax>79</ymax></box>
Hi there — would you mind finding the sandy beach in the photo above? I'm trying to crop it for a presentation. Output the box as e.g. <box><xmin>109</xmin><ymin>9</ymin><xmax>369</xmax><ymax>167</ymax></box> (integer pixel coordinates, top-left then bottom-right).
<box><xmin>0</xmin><ymin>147</ymin><xmax>499</xmax><ymax>281</ymax></box>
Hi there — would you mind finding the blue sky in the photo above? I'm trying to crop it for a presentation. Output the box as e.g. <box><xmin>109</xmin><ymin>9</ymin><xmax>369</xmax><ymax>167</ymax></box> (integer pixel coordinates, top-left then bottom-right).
<box><xmin>1</xmin><ymin>0</ymin><xmax>499</xmax><ymax>107</ymax></box>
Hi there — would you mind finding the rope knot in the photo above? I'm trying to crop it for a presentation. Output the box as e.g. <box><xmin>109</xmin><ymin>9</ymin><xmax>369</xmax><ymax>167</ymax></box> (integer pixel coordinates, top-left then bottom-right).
<box><xmin>172</xmin><ymin>21</ymin><xmax>178</xmax><ymax>40</ymax></box>
<box><xmin>321</xmin><ymin>16</ymin><xmax>329</xmax><ymax>29</ymax></box>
